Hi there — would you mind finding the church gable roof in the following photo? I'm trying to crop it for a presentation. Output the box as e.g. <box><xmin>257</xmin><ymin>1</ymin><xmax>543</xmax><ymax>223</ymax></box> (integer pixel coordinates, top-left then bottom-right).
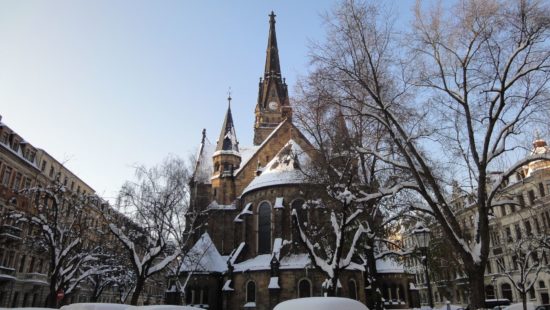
<box><xmin>179</xmin><ymin>232</ymin><xmax>227</xmax><ymax>273</ymax></box>
<box><xmin>191</xmin><ymin>129</ymin><xmax>215</xmax><ymax>184</ymax></box>
<box><xmin>242</xmin><ymin>139</ymin><xmax>311</xmax><ymax>195</ymax></box>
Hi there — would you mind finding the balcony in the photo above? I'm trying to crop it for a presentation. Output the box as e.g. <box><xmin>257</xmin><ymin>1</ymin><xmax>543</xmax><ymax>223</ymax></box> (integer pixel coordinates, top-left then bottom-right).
<box><xmin>0</xmin><ymin>265</ymin><xmax>16</xmax><ymax>281</ymax></box>
<box><xmin>18</xmin><ymin>272</ymin><xmax>48</xmax><ymax>285</ymax></box>
<box><xmin>0</xmin><ymin>224</ymin><xmax>22</xmax><ymax>241</ymax></box>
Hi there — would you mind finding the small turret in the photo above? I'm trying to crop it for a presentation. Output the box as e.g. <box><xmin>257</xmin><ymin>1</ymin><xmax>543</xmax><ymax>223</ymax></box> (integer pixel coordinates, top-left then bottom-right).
<box><xmin>212</xmin><ymin>95</ymin><xmax>241</xmax><ymax>205</ymax></box>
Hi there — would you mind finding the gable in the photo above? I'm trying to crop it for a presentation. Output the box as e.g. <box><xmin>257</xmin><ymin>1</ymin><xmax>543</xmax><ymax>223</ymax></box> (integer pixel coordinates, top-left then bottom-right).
<box><xmin>234</xmin><ymin>119</ymin><xmax>315</xmax><ymax>195</ymax></box>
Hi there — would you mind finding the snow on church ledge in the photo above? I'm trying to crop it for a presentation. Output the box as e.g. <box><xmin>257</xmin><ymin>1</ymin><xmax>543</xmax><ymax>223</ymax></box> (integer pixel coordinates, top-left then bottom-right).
<box><xmin>268</xmin><ymin>277</ymin><xmax>280</xmax><ymax>289</ymax></box>
<box><xmin>274</xmin><ymin>197</ymin><xmax>284</xmax><ymax>209</ymax></box>
<box><xmin>222</xmin><ymin>280</ymin><xmax>234</xmax><ymax>291</ymax></box>
<box><xmin>234</xmin><ymin>202</ymin><xmax>253</xmax><ymax>222</ymax></box>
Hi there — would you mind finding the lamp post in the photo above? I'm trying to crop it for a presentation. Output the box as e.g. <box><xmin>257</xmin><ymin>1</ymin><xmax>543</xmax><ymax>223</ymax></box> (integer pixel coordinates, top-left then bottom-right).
<box><xmin>492</xmin><ymin>276</ymin><xmax>499</xmax><ymax>309</ymax></box>
<box><xmin>412</xmin><ymin>223</ymin><xmax>434</xmax><ymax>309</ymax></box>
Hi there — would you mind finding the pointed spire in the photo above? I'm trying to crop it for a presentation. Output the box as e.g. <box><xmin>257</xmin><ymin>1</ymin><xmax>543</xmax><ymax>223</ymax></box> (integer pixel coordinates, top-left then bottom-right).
<box><xmin>264</xmin><ymin>11</ymin><xmax>281</xmax><ymax>77</ymax></box>
<box><xmin>216</xmin><ymin>96</ymin><xmax>239</xmax><ymax>152</ymax></box>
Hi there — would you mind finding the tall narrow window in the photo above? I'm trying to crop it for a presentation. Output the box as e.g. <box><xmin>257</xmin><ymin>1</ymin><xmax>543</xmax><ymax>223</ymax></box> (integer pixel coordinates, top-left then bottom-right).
<box><xmin>298</xmin><ymin>279</ymin><xmax>312</xmax><ymax>298</ymax></box>
<box><xmin>258</xmin><ymin>202</ymin><xmax>271</xmax><ymax>254</ymax></box>
<box><xmin>246</xmin><ymin>281</ymin><xmax>256</xmax><ymax>303</ymax></box>
<box><xmin>528</xmin><ymin>190</ymin><xmax>536</xmax><ymax>205</ymax></box>
<box><xmin>540</xmin><ymin>183</ymin><xmax>546</xmax><ymax>197</ymax></box>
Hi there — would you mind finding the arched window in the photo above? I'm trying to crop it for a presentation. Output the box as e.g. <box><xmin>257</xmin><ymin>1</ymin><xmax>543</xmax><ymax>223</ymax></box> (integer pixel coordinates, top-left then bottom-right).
<box><xmin>246</xmin><ymin>281</ymin><xmax>256</xmax><ymax>303</ymax></box>
<box><xmin>298</xmin><ymin>279</ymin><xmax>312</xmax><ymax>298</ymax></box>
<box><xmin>258</xmin><ymin>202</ymin><xmax>271</xmax><ymax>254</ymax></box>
<box><xmin>501</xmin><ymin>283</ymin><xmax>513</xmax><ymax>301</ymax></box>
<box><xmin>485</xmin><ymin>285</ymin><xmax>495</xmax><ymax>299</ymax></box>
<box><xmin>348</xmin><ymin>279</ymin><xmax>357</xmax><ymax>300</ymax></box>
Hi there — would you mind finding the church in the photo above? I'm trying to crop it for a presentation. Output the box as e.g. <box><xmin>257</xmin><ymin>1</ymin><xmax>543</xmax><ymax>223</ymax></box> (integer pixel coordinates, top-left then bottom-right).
<box><xmin>171</xmin><ymin>12</ymin><xmax>417</xmax><ymax>310</ymax></box>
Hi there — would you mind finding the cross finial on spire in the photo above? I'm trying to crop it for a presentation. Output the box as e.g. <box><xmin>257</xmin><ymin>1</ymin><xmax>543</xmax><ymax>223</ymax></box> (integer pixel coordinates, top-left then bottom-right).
<box><xmin>227</xmin><ymin>87</ymin><xmax>232</xmax><ymax>107</ymax></box>
<box><xmin>269</xmin><ymin>11</ymin><xmax>276</xmax><ymax>23</ymax></box>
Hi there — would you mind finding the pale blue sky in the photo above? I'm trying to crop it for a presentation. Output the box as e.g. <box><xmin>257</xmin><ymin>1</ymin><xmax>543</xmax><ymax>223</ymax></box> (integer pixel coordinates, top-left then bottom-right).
<box><xmin>0</xmin><ymin>1</ymin><xmax>419</xmax><ymax>200</ymax></box>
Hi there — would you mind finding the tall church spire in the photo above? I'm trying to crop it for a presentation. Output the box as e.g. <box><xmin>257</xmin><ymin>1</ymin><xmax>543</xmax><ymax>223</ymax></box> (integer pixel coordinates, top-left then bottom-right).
<box><xmin>254</xmin><ymin>11</ymin><xmax>292</xmax><ymax>145</ymax></box>
<box><xmin>216</xmin><ymin>95</ymin><xmax>239</xmax><ymax>152</ymax></box>
<box><xmin>264</xmin><ymin>11</ymin><xmax>281</xmax><ymax>77</ymax></box>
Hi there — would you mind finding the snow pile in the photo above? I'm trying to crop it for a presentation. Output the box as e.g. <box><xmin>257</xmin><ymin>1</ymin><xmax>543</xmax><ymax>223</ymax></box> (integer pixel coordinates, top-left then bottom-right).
<box><xmin>60</xmin><ymin>304</ymin><xmax>203</xmax><ymax>310</ymax></box>
<box><xmin>243</xmin><ymin>140</ymin><xmax>310</xmax><ymax>194</ymax></box>
<box><xmin>274</xmin><ymin>297</ymin><xmax>368</xmax><ymax>310</ymax></box>
<box><xmin>502</xmin><ymin>303</ymin><xmax>535</xmax><ymax>310</ymax></box>
<box><xmin>179</xmin><ymin>233</ymin><xmax>227</xmax><ymax>273</ymax></box>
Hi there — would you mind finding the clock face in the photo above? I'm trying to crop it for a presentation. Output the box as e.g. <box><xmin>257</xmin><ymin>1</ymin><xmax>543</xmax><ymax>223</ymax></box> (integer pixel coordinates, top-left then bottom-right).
<box><xmin>268</xmin><ymin>101</ymin><xmax>279</xmax><ymax>111</ymax></box>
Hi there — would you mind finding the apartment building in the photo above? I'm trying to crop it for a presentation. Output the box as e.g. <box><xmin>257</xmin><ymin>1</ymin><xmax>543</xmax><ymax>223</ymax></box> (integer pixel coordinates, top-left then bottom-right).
<box><xmin>405</xmin><ymin>136</ymin><xmax>550</xmax><ymax>306</ymax></box>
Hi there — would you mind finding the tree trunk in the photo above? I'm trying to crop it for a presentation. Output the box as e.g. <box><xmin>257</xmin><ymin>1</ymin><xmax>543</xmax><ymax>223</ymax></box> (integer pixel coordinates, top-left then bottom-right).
<box><xmin>130</xmin><ymin>277</ymin><xmax>145</xmax><ymax>306</ymax></box>
<box><xmin>465</xmin><ymin>265</ymin><xmax>486</xmax><ymax>309</ymax></box>
<box><xmin>521</xmin><ymin>292</ymin><xmax>527</xmax><ymax>310</ymax></box>
<box><xmin>365</xmin><ymin>244</ymin><xmax>383</xmax><ymax>310</ymax></box>
<box><xmin>46</xmin><ymin>279</ymin><xmax>57</xmax><ymax>308</ymax></box>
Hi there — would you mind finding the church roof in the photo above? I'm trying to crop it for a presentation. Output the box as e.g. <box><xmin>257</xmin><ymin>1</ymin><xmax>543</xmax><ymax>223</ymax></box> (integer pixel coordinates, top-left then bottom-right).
<box><xmin>191</xmin><ymin>129</ymin><xmax>215</xmax><ymax>184</ymax></box>
<box><xmin>242</xmin><ymin>139</ymin><xmax>310</xmax><ymax>195</ymax></box>
<box><xmin>179</xmin><ymin>232</ymin><xmax>227</xmax><ymax>273</ymax></box>
<box><xmin>264</xmin><ymin>11</ymin><xmax>281</xmax><ymax>77</ymax></box>
<box><xmin>215</xmin><ymin>97</ymin><xmax>239</xmax><ymax>153</ymax></box>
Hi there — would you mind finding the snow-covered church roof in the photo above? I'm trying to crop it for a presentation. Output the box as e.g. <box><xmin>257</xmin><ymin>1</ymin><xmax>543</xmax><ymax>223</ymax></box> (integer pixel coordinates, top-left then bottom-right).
<box><xmin>191</xmin><ymin>131</ymin><xmax>215</xmax><ymax>184</ymax></box>
<box><xmin>179</xmin><ymin>232</ymin><xmax>227</xmax><ymax>273</ymax></box>
<box><xmin>242</xmin><ymin>139</ymin><xmax>310</xmax><ymax>195</ymax></box>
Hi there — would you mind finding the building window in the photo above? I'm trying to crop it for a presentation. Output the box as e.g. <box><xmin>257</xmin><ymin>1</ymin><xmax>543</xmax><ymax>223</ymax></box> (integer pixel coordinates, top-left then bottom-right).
<box><xmin>529</xmin><ymin>286</ymin><xmax>536</xmax><ymax>299</ymax></box>
<box><xmin>258</xmin><ymin>202</ymin><xmax>271</xmax><ymax>254</ymax></box>
<box><xmin>505</xmin><ymin>227</ymin><xmax>513</xmax><ymax>243</ymax></box>
<box><xmin>517</xmin><ymin>194</ymin><xmax>525</xmax><ymax>208</ymax></box>
<box><xmin>540</xmin><ymin>280</ymin><xmax>546</xmax><ymax>289</ymax></box>
<box><xmin>49</xmin><ymin>167</ymin><xmax>54</xmax><ymax>178</ymax></box>
<box><xmin>246</xmin><ymin>281</ymin><xmax>256</xmax><ymax>303</ymax></box>
<box><xmin>500</xmin><ymin>205</ymin><xmax>507</xmax><ymax>216</ymax></box>
<box><xmin>1</xmin><ymin>166</ymin><xmax>12</xmax><ymax>186</ymax></box>
<box><xmin>18</xmin><ymin>255</ymin><xmax>26</xmax><ymax>273</ymax></box>
<box><xmin>540</xmin><ymin>183</ymin><xmax>546</xmax><ymax>197</ymax></box>
<box><xmin>12</xmin><ymin>173</ymin><xmax>22</xmax><ymax>191</ymax></box>
<box><xmin>348</xmin><ymin>279</ymin><xmax>357</xmax><ymax>300</ymax></box>
<box><xmin>501</xmin><ymin>283</ymin><xmax>513</xmax><ymax>300</ymax></box>
<box><xmin>298</xmin><ymin>279</ymin><xmax>312</xmax><ymax>298</ymax></box>
<box><xmin>41</xmin><ymin>160</ymin><xmax>46</xmax><ymax>171</ymax></box>
<box><xmin>515</xmin><ymin>224</ymin><xmax>522</xmax><ymax>240</ymax></box>
<box><xmin>528</xmin><ymin>190</ymin><xmax>536</xmax><ymax>205</ymax></box>
<box><xmin>525</xmin><ymin>221</ymin><xmax>532</xmax><ymax>236</ymax></box>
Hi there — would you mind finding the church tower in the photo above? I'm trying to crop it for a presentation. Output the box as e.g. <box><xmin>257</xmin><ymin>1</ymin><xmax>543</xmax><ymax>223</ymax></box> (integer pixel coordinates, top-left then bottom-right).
<box><xmin>211</xmin><ymin>95</ymin><xmax>241</xmax><ymax>205</ymax></box>
<box><xmin>253</xmin><ymin>11</ymin><xmax>292</xmax><ymax>145</ymax></box>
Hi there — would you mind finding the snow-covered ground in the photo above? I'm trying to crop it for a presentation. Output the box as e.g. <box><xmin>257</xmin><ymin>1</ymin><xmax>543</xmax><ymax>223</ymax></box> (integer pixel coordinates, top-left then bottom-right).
<box><xmin>274</xmin><ymin>297</ymin><xmax>369</xmax><ymax>310</ymax></box>
<box><xmin>57</xmin><ymin>304</ymin><xmax>202</xmax><ymax>310</ymax></box>
<box><xmin>502</xmin><ymin>303</ymin><xmax>536</xmax><ymax>310</ymax></box>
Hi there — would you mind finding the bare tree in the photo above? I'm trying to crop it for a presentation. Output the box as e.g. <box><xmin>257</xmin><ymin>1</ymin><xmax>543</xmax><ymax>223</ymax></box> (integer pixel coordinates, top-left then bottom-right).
<box><xmin>9</xmin><ymin>183</ymin><xmax>109</xmax><ymax>307</ymax></box>
<box><xmin>303</xmin><ymin>0</ymin><xmax>550</xmax><ymax>307</ymax></box>
<box><xmin>105</xmin><ymin>156</ymin><xmax>191</xmax><ymax>305</ymax></box>
<box><xmin>293</xmin><ymin>96</ymin><xmax>412</xmax><ymax>307</ymax></box>
<box><xmin>495</xmin><ymin>235</ymin><xmax>546</xmax><ymax>310</ymax></box>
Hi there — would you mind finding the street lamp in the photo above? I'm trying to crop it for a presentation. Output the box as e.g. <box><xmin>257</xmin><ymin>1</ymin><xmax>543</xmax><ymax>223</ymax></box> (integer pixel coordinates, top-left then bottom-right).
<box><xmin>492</xmin><ymin>276</ymin><xmax>500</xmax><ymax>309</ymax></box>
<box><xmin>412</xmin><ymin>223</ymin><xmax>434</xmax><ymax>309</ymax></box>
